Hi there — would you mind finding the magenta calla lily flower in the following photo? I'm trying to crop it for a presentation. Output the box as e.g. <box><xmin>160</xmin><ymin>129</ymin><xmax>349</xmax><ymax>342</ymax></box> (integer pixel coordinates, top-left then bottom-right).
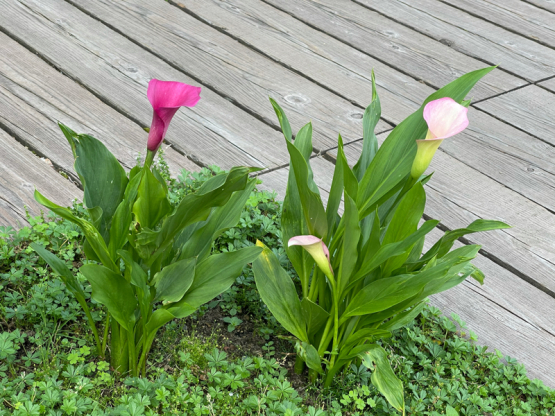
<box><xmin>289</xmin><ymin>235</ymin><xmax>334</xmax><ymax>278</ymax></box>
<box><xmin>146</xmin><ymin>79</ymin><xmax>201</xmax><ymax>152</ymax></box>
<box><xmin>411</xmin><ymin>97</ymin><xmax>469</xmax><ymax>178</ymax></box>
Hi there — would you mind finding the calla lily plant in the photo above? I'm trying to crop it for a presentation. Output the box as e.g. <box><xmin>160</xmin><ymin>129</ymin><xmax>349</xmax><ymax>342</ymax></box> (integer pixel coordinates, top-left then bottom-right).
<box><xmin>252</xmin><ymin>68</ymin><xmax>509</xmax><ymax>414</ymax></box>
<box><xmin>30</xmin><ymin>79</ymin><xmax>261</xmax><ymax>376</ymax></box>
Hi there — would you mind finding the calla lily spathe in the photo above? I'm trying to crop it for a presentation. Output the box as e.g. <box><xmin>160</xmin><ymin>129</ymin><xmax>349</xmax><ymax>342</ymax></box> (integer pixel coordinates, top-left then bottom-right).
<box><xmin>411</xmin><ymin>97</ymin><xmax>469</xmax><ymax>178</ymax></box>
<box><xmin>146</xmin><ymin>79</ymin><xmax>201</xmax><ymax>152</ymax></box>
<box><xmin>288</xmin><ymin>235</ymin><xmax>334</xmax><ymax>279</ymax></box>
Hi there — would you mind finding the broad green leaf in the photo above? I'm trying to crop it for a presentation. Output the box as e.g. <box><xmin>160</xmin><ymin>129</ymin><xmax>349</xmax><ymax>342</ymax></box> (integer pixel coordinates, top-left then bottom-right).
<box><xmin>340</xmin><ymin>328</ymin><xmax>391</xmax><ymax>353</ymax></box>
<box><xmin>357</xmin><ymin>67</ymin><xmax>495</xmax><ymax>218</ymax></box>
<box><xmin>286</xmin><ymin>124</ymin><xmax>328</xmax><ymax>240</ymax></box>
<box><xmin>109</xmin><ymin>170</ymin><xmax>142</xmax><ymax>259</ymax></box>
<box><xmin>326</xmin><ymin>144</ymin><xmax>344</xmax><ymax>237</ymax></box>
<box><xmin>153</xmin><ymin>167</ymin><xmax>256</xmax><ymax>263</ymax></box>
<box><xmin>360</xmin><ymin>345</ymin><xmax>405</xmax><ymax>412</ymax></box>
<box><xmin>381</xmin><ymin>183</ymin><xmax>426</xmax><ymax>276</ymax></box>
<box><xmin>446</xmin><ymin>405</ymin><xmax>459</xmax><ymax>416</ymax></box>
<box><xmin>59</xmin><ymin>123</ymin><xmax>128</xmax><ymax>243</ymax></box>
<box><xmin>178</xmin><ymin>179</ymin><xmax>256</xmax><ymax>262</ymax></box>
<box><xmin>347</xmin><ymin>219</ymin><xmax>439</xmax><ymax>292</ymax></box>
<box><xmin>409</xmin><ymin>219</ymin><xmax>509</xmax><ymax>270</ymax></box>
<box><xmin>80</xmin><ymin>264</ymin><xmax>137</xmax><ymax>330</ymax></box>
<box><xmin>169</xmin><ymin>246</ymin><xmax>262</xmax><ymax>313</ymax></box>
<box><xmin>353</xmin><ymin>71</ymin><xmax>381</xmax><ymax>181</ymax></box>
<box><xmin>152</xmin><ymin>257</ymin><xmax>197</xmax><ymax>303</ymax></box>
<box><xmin>133</xmin><ymin>168</ymin><xmax>172</xmax><ymax>230</ymax></box>
<box><xmin>301</xmin><ymin>297</ymin><xmax>329</xmax><ymax>338</ymax></box>
<box><xmin>30</xmin><ymin>243</ymin><xmax>85</xmax><ymax>298</ymax></box>
<box><xmin>252</xmin><ymin>241</ymin><xmax>308</xmax><ymax>342</ymax></box>
<box><xmin>270</xmin><ymin>98</ymin><xmax>292</xmax><ymax>142</ymax></box>
<box><xmin>296</xmin><ymin>341</ymin><xmax>323</xmax><ymax>374</ymax></box>
<box><xmin>378</xmin><ymin>301</ymin><xmax>427</xmax><ymax>332</ymax></box>
<box><xmin>338</xmin><ymin>193</ymin><xmax>360</xmax><ymax>293</ymax></box>
<box><xmin>337</xmin><ymin>135</ymin><xmax>358</xmax><ymax>201</ymax></box>
<box><xmin>34</xmin><ymin>190</ymin><xmax>117</xmax><ymax>272</ymax></box>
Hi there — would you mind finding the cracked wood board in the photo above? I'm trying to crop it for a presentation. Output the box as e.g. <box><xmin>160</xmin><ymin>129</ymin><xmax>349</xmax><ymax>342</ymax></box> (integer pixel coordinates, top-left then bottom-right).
<box><xmin>66</xmin><ymin>0</ymin><xmax>392</xmax><ymax>150</ymax></box>
<box><xmin>0</xmin><ymin>0</ymin><xmax>289</xmax><ymax>170</ymax></box>
<box><xmin>0</xmin><ymin>128</ymin><xmax>82</xmax><ymax>227</ymax></box>
<box><xmin>354</xmin><ymin>0</ymin><xmax>555</xmax><ymax>81</ymax></box>
<box><xmin>0</xmin><ymin>33</ymin><xmax>199</xmax><ymax>180</ymax></box>
<box><xmin>263</xmin><ymin>0</ymin><xmax>525</xmax><ymax>101</ymax></box>
<box><xmin>524</xmin><ymin>0</ymin><xmax>555</xmax><ymax>13</ymax></box>
<box><xmin>475</xmin><ymin>85</ymin><xmax>555</xmax><ymax>146</ymax></box>
<box><xmin>539</xmin><ymin>77</ymin><xmax>555</xmax><ymax>93</ymax></box>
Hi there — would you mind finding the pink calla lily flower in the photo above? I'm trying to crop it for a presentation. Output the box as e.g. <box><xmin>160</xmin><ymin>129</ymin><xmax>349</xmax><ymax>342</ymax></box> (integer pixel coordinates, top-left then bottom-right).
<box><xmin>411</xmin><ymin>97</ymin><xmax>469</xmax><ymax>178</ymax></box>
<box><xmin>146</xmin><ymin>79</ymin><xmax>201</xmax><ymax>152</ymax></box>
<box><xmin>289</xmin><ymin>235</ymin><xmax>334</xmax><ymax>278</ymax></box>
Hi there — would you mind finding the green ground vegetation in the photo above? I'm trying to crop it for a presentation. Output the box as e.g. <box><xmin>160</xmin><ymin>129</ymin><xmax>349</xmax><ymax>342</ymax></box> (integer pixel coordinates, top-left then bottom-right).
<box><xmin>0</xmin><ymin>158</ymin><xmax>552</xmax><ymax>416</ymax></box>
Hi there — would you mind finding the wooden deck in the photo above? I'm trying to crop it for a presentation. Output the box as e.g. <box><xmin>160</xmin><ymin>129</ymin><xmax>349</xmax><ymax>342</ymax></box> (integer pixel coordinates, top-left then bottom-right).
<box><xmin>0</xmin><ymin>0</ymin><xmax>553</xmax><ymax>386</ymax></box>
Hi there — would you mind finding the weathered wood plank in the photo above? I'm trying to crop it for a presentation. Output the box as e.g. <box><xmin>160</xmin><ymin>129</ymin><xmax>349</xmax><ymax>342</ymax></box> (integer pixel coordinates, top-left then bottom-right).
<box><xmin>0</xmin><ymin>0</ymin><xmax>291</xmax><ymax>170</ymax></box>
<box><xmin>0</xmin><ymin>32</ymin><xmax>199</xmax><ymax>179</ymax></box>
<box><xmin>523</xmin><ymin>0</ymin><xmax>555</xmax><ymax>13</ymax></box>
<box><xmin>440</xmin><ymin>0</ymin><xmax>555</xmax><ymax>48</ymax></box>
<box><xmin>475</xmin><ymin>85</ymin><xmax>555</xmax><ymax>146</ymax></box>
<box><xmin>539</xmin><ymin>76</ymin><xmax>555</xmax><ymax>93</ymax></box>
<box><xmin>324</xmin><ymin>132</ymin><xmax>555</xmax><ymax>295</ymax></box>
<box><xmin>63</xmin><ymin>0</ymin><xmax>391</xmax><ymax>149</ymax></box>
<box><xmin>262</xmin><ymin>0</ymin><xmax>525</xmax><ymax>101</ymax></box>
<box><xmin>354</xmin><ymin>0</ymin><xmax>555</xmax><ymax>81</ymax></box>
<box><xmin>175</xmin><ymin>0</ymin><xmax>430</xmax><ymax>125</ymax></box>
<box><xmin>165</xmin><ymin>0</ymin><xmax>555</xmax><ymax>213</ymax></box>
<box><xmin>257</xmin><ymin>165</ymin><xmax>555</xmax><ymax>386</ymax></box>
<box><xmin>0</xmin><ymin>128</ymin><xmax>82</xmax><ymax>227</ymax></box>
<box><xmin>426</xmin><ymin>229</ymin><xmax>555</xmax><ymax>387</ymax></box>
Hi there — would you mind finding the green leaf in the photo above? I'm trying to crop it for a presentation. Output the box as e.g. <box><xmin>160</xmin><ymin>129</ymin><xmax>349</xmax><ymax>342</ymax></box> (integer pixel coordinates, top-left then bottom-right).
<box><xmin>34</xmin><ymin>190</ymin><xmax>117</xmax><ymax>272</ymax></box>
<box><xmin>337</xmin><ymin>135</ymin><xmax>359</xmax><ymax>201</ymax></box>
<box><xmin>178</xmin><ymin>179</ymin><xmax>257</xmax><ymax>262</ymax></box>
<box><xmin>446</xmin><ymin>405</ymin><xmax>459</xmax><ymax>416</ymax></box>
<box><xmin>152</xmin><ymin>167</ymin><xmax>256</xmax><ymax>264</ymax></box>
<box><xmin>360</xmin><ymin>345</ymin><xmax>405</xmax><ymax>412</ymax></box>
<box><xmin>252</xmin><ymin>241</ymin><xmax>308</xmax><ymax>342</ymax></box>
<box><xmin>409</xmin><ymin>219</ymin><xmax>510</xmax><ymax>270</ymax></box>
<box><xmin>59</xmin><ymin>123</ymin><xmax>128</xmax><ymax>243</ymax></box>
<box><xmin>80</xmin><ymin>264</ymin><xmax>137</xmax><ymax>330</ymax></box>
<box><xmin>133</xmin><ymin>168</ymin><xmax>172</xmax><ymax>230</ymax></box>
<box><xmin>152</xmin><ymin>257</ymin><xmax>197</xmax><ymax>303</ymax></box>
<box><xmin>296</xmin><ymin>341</ymin><xmax>323</xmax><ymax>374</ymax></box>
<box><xmin>347</xmin><ymin>219</ymin><xmax>439</xmax><ymax>292</ymax></box>
<box><xmin>381</xmin><ymin>183</ymin><xmax>426</xmax><ymax>276</ymax></box>
<box><xmin>301</xmin><ymin>297</ymin><xmax>329</xmax><ymax>339</ymax></box>
<box><xmin>356</xmin><ymin>67</ymin><xmax>495</xmax><ymax>219</ymax></box>
<box><xmin>169</xmin><ymin>246</ymin><xmax>262</xmax><ymax>314</ymax></box>
<box><xmin>353</xmin><ymin>70</ymin><xmax>381</xmax><ymax>181</ymax></box>
<box><xmin>338</xmin><ymin>193</ymin><xmax>360</xmax><ymax>293</ymax></box>
<box><xmin>270</xmin><ymin>98</ymin><xmax>292</xmax><ymax>142</ymax></box>
<box><xmin>286</xmin><ymin>124</ymin><xmax>328</xmax><ymax>240</ymax></box>
<box><xmin>378</xmin><ymin>301</ymin><xmax>427</xmax><ymax>332</ymax></box>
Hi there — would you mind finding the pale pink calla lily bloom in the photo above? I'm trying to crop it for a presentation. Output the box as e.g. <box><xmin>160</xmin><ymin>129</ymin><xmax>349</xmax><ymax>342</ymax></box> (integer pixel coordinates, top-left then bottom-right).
<box><xmin>146</xmin><ymin>79</ymin><xmax>201</xmax><ymax>152</ymax></box>
<box><xmin>289</xmin><ymin>235</ymin><xmax>334</xmax><ymax>279</ymax></box>
<box><xmin>411</xmin><ymin>97</ymin><xmax>469</xmax><ymax>178</ymax></box>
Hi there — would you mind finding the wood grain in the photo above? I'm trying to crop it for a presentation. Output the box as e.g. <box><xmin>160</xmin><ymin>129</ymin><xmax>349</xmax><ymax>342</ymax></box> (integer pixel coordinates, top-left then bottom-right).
<box><xmin>354</xmin><ymin>0</ymin><xmax>555</xmax><ymax>81</ymax></box>
<box><xmin>0</xmin><ymin>128</ymin><xmax>82</xmax><ymax>227</ymax></box>
<box><xmin>176</xmin><ymin>0</ymin><xmax>432</xmax><ymax>126</ymax></box>
<box><xmin>324</xmin><ymin>132</ymin><xmax>555</xmax><ymax>295</ymax></box>
<box><xmin>426</xmin><ymin>229</ymin><xmax>555</xmax><ymax>387</ymax></box>
<box><xmin>0</xmin><ymin>0</ymin><xmax>291</xmax><ymax>170</ymax></box>
<box><xmin>67</xmin><ymin>0</ymin><xmax>391</xmax><ymax>150</ymax></box>
<box><xmin>0</xmin><ymin>32</ymin><xmax>199</xmax><ymax>179</ymax></box>
<box><xmin>440</xmin><ymin>0</ymin><xmax>555</xmax><ymax>48</ymax></box>
<box><xmin>475</xmin><ymin>85</ymin><xmax>555</xmax><ymax>146</ymax></box>
<box><xmin>262</xmin><ymin>0</ymin><xmax>525</xmax><ymax>101</ymax></box>
<box><xmin>523</xmin><ymin>0</ymin><xmax>555</xmax><ymax>13</ymax></box>
<box><xmin>539</xmin><ymin>77</ymin><xmax>555</xmax><ymax>93</ymax></box>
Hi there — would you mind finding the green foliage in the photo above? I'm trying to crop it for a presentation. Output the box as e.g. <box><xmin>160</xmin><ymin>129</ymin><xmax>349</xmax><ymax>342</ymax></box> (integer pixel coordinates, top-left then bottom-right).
<box><xmin>253</xmin><ymin>68</ymin><xmax>512</xmax><ymax>412</ymax></box>
<box><xmin>31</xmin><ymin>124</ymin><xmax>261</xmax><ymax>376</ymax></box>
<box><xmin>0</xmin><ymin>154</ymin><xmax>552</xmax><ymax>415</ymax></box>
